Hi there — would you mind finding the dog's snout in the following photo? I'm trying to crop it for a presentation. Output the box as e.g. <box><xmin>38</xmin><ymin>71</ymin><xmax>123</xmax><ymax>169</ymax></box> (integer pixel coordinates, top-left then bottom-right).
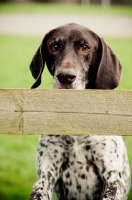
<box><xmin>57</xmin><ymin>68</ymin><xmax>76</xmax><ymax>84</ymax></box>
<box><xmin>57</xmin><ymin>73</ymin><xmax>76</xmax><ymax>84</ymax></box>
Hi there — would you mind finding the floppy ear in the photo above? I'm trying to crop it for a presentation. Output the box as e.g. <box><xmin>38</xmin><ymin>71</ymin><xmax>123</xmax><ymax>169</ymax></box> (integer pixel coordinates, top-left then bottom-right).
<box><xmin>95</xmin><ymin>38</ymin><xmax>122</xmax><ymax>89</ymax></box>
<box><xmin>30</xmin><ymin>40</ymin><xmax>45</xmax><ymax>89</ymax></box>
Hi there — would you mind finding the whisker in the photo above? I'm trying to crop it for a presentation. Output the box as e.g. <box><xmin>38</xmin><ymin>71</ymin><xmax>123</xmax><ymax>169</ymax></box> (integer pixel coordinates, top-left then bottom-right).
<box><xmin>88</xmin><ymin>72</ymin><xmax>96</xmax><ymax>83</ymax></box>
<box><xmin>43</xmin><ymin>77</ymin><xmax>53</xmax><ymax>81</ymax></box>
<box><xmin>48</xmin><ymin>82</ymin><xmax>53</xmax><ymax>86</ymax></box>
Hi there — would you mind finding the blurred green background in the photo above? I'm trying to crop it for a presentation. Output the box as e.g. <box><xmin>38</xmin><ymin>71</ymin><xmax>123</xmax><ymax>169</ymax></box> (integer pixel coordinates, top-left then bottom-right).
<box><xmin>0</xmin><ymin>2</ymin><xmax>132</xmax><ymax>200</ymax></box>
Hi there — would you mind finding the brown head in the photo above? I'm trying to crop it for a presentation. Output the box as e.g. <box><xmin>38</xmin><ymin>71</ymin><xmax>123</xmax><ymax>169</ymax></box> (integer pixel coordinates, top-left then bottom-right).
<box><xmin>30</xmin><ymin>23</ymin><xmax>122</xmax><ymax>89</ymax></box>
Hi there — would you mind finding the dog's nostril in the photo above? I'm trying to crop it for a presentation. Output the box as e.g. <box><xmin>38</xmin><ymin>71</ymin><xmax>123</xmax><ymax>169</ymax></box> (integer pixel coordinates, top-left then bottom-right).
<box><xmin>57</xmin><ymin>73</ymin><xmax>76</xmax><ymax>84</ymax></box>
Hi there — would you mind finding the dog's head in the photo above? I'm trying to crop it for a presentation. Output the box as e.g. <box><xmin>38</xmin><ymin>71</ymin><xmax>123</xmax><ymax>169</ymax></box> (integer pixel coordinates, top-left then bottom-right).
<box><xmin>30</xmin><ymin>23</ymin><xmax>122</xmax><ymax>89</ymax></box>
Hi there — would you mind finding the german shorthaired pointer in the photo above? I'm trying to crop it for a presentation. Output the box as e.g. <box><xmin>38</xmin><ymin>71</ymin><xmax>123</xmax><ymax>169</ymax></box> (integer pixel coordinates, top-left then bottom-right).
<box><xmin>29</xmin><ymin>23</ymin><xmax>131</xmax><ymax>200</ymax></box>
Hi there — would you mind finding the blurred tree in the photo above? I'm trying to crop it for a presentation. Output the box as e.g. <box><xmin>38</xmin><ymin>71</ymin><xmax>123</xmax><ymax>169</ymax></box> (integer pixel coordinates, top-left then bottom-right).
<box><xmin>101</xmin><ymin>0</ymin><xmax>111</xmax><ymax>6</ymax></box>
<box><xmin>0</xmin><ymin>0</ymin><xmax>131</xmax><ymax>5</ymax></box>
<box><xmin>80</xmin><ymin>0</ymin><xmax>90</xmax><ymax>5</ymax></box>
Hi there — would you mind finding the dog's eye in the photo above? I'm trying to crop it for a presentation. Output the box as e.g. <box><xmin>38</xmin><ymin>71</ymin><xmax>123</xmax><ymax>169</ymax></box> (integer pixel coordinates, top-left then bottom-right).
<box><xmin>52</xmin><ymin>44</ymin><xmax>59</xmax><ymax>51</ymax></box>
<box><xmin>49</xmin><ymin>43</ymin><xmax>63</xmax><ymax>55</ymax></box>
<box><xmin>75</xmin><ymin>43</ymin><xmax>90</xmax><ymax>54</ymax></box>
<box><xmin>81</xmin><ymin>45</ymin><xmax>89</xmax><ymax>51</ymax></box>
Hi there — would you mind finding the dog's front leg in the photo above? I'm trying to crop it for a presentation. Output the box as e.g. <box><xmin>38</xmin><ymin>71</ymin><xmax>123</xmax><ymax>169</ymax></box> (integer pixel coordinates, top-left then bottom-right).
<box><xmin>30</xmin><ymin>135</ymin><xmax>65</xmax><ymax>200</ymax></box>
<box><xmin>92</xmin><ymin>136</ymin><xmax>129</xmax><ymax>200</ymax></box>
<box><xmin>102</xmin><ymin>180</ymin><xmax>123</xmax><ymax>200</ymax></box>
<box><xmin>84</xmin><ymin>136</ymin><xmax>130</xmax><ymax>200</ymax></box>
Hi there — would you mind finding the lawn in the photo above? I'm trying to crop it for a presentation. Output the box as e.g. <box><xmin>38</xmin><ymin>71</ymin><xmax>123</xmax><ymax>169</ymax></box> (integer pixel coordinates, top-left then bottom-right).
<box><xmin>0</xmin><ymin>34</ymin><xmax>132</xmax><ymax>200</ymax></box>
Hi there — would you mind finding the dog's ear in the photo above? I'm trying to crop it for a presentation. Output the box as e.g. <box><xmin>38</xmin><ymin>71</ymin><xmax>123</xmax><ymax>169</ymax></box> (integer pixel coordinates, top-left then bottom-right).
<box><xmin>95</xmin><ymin>38</ymin><xmax>122</xmax><ymax>89</ymax></box>
<box><xmin>30</xmin><ymin>39</ymin><xmax>45</xmax><ymax>89</ymax></box>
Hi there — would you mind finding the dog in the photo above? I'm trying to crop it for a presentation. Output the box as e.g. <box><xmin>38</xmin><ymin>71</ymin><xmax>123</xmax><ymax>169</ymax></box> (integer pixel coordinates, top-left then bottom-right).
<box><xmin>29</xmin><ymin>23</ymin><xmax>131</xmax><ymax>200</ymax></box>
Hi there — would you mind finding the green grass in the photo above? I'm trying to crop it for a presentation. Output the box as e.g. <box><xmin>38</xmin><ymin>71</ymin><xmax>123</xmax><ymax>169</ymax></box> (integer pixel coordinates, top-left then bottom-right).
<box><xmin>0</xmin><ymin>35</ymin><xmax>132</xmax><ymax>200</ymax></box>
<box><xmin>0</xmin><ymin>2</ymin><xmax>132</xmax><ymax>16</ymax></box>
<box><xmin>0</xmin><ymin>134</ymin><xmax>38</xmax><ymax>200</ymax></box>
<box><xmin>0</xmin><ymin>35</ymin><xmax>52</xmax><ymax>89</ymax></box>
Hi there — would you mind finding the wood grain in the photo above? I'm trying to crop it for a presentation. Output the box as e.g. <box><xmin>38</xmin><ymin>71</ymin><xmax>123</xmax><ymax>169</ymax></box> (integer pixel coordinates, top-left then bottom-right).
<box><xmin>0</xmin><ymin>89</ymin><xmax>132</xmax><ymax>135</ymax></box>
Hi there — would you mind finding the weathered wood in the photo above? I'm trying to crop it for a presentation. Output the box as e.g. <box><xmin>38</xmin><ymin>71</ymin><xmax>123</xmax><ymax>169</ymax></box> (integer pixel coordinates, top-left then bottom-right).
<box><xmin>0</xmin><ymin>89</ymin><xmax>132</xmax><ymax>135</ymax></box>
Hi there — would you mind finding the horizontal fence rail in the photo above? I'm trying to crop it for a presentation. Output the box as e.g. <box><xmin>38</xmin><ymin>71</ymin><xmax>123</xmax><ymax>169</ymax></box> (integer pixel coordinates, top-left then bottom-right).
<box><xmin>0</xmin><ymin>89</ymin><xmax>132</xmax><ymax>136</ymax></box>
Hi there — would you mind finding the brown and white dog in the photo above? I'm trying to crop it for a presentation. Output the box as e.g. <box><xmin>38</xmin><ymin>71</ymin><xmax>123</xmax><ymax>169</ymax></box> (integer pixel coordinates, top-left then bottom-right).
<box><xmin>30</xmin><ymin>23</ymin><xmax>131</xmax><ymax>200</ymax></box>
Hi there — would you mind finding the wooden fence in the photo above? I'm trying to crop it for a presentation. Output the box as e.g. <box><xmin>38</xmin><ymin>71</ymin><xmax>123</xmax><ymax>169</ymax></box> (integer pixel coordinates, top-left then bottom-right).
<box><xmin>0</xmin><ymin>89</ymin><xmax>132</xmax><ymax>136</ymax></box>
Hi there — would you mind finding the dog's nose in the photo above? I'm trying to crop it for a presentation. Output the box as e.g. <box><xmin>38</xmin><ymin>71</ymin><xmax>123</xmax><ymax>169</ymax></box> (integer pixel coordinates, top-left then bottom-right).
<box><xmin>57</xmin><ymin>68</ymin><xmax>76</xmax><ymax>84</ymax></box>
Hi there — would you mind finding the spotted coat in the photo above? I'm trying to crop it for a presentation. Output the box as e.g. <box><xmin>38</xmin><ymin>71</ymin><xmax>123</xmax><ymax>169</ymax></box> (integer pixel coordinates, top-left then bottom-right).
<box><xmin>29</xmin><ymin>24</ymin><xmax>131</xmax><ymax>200</ymax></box>
<box><xmin>30</xmin><ymin>135</ymin><xmax>130</xmax><ymax>200</ymax></box>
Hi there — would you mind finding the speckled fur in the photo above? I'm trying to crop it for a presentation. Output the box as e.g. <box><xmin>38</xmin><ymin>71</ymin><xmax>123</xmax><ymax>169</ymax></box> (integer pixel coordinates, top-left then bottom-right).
<box><xmin>30</xmin><ymin>24</ymin><xmax>131</xmax><ymax>200</ymax></box>
<box><xmin>30</xmin><ymin>135</ymin><xmax>130</xmax><ymax>200</ymax></box>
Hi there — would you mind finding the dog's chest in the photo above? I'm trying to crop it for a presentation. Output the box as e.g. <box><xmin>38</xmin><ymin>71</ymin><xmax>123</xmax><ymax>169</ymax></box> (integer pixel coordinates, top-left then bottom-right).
<box><xmin>54</xmin><ymin>137</ymin><xmax>103</xmax><ymax>200</ymax></box>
